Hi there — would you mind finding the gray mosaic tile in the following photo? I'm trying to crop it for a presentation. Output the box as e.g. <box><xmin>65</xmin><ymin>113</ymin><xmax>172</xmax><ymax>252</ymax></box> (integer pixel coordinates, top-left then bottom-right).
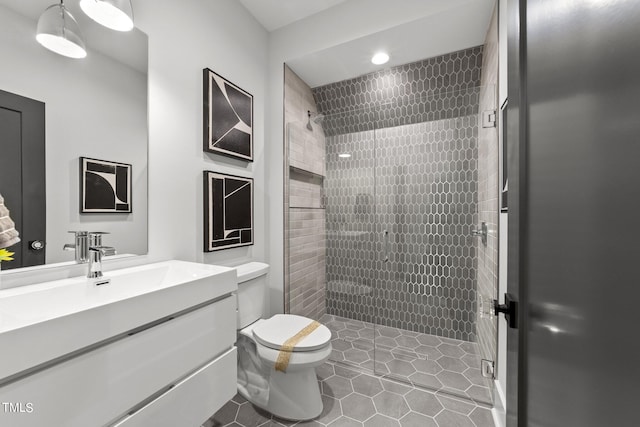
<box><xmin>352</xmin><ymin>374</ymin><xmax>384</xmax><ymax>397</ymax></box>
<box><xmin>435</xmin><ymin>409</ymin><xmax>477</xmax><ymax>427</ymax></box>
<box><xmin>318</xmin><ymin>395</ymin><xmax>342</xmax><ymax>425</ymax></box>
<box><xmin>204</xmin><ymin>362</ymin><xmax>493</xmax><ymax>427</ymax></box>
<box><xmin>399</xmin><ymin>412</ymin><xmax>438</xmax><ymax>427</ymax></box>
<box><xmin>411</xmin><ymin>359</ymin><xmax>442</xmax><ymax>375</ymax></box>
<box><xmin>363</xmin><ymin>414</ymin><xmax>401</xmax><ymax>427</ymax></box>
<box><xmin>372</xmin><ymin>391</ymin><xmax>410</xmax><ymax>419</ymax></box>
<box><xmin>436</xmin><ymin>356</ymin><xmax>468</xmax><ymax>373</ymax></box>
<box><xmin>235</xmin><ymin>403</ymin><xmax>270</xmax><ymax>427</ymax></box>
<box><xmin>321</xmin><ymin>315</ymin><xmax>492</xmax><ymax>405</ymax></box>
<box><xmin>313</xmin><ymin>47</ymin><xmax>483</xmax><ymax>137</ymax></box>
<box><xmin>436</xmin><ymin>394</ymin><xmax>476</xmax><ymax>415</ymax></box>
<box><xmin>469</xmin><ymin>407</ymin><xmax>495</xmax><ymax>427</ymax></box>
<box><xmin>404</xmin><ymin>389</ymin><xmax>443</xmax><ymax>417</ymax></box>
<box><xmin>437</xmin><ymin>371</ymin><xmax>473</xmax><ymax>391</ymax></box>
<box><xmin>380</xmin><ymin>378</ymin><xmax>412</xmax><ymax>396</ymax></box>
<box><xmin>342</xmin><ymin>393</ymin><xmax>377</xmax><ymax>422</ymax></box>
<box><xmin>323</xmin><ymin>375</ymin><xmax>354</xmax><ymax>399</ymax></box>
<box><xmin>328</xmin><ymin>418</ymin><xmax>364</xmax><ymax>427</ymax></box>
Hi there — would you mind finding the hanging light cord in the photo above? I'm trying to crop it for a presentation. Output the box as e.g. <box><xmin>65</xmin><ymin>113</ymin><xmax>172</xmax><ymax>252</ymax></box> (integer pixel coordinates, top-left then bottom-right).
<box><xmin>60</xmin><ymin>0</ymin><xmax>67</xmax><ymax>38</ymax></box>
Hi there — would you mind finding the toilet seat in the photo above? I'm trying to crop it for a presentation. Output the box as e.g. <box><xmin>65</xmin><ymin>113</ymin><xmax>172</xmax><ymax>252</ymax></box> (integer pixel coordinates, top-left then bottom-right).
<box><xmin>252</xmin><ymin>314</ymin><xmax>332</xmax><ymax>352</ymax></box>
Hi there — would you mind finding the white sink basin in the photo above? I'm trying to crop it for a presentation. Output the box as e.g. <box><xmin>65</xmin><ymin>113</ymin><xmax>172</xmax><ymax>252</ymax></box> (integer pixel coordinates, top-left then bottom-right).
<box><xmin>0</xmin><ymin>260</ymin><xmax>237</xmax><ymax>382</ymax></box>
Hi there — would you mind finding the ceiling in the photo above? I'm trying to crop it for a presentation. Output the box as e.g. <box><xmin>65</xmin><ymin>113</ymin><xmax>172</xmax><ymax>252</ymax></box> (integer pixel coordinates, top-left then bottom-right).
<box><xmin>241</xmin><ymin>0</ymin><xmax>496</xmax><ymax>88</ymax></box>
<box><xmin>239</xmin><ymin>0</ymin><xmax>349</xmax><ymax>32</ymax></box>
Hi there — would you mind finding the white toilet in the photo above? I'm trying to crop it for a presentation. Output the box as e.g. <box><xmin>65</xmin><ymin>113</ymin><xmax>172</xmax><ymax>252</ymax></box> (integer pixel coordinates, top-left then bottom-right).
<box><xmin>234</xmin><ymin>262</ymin><xmax>332</xmax><ymax>421</ymax></box>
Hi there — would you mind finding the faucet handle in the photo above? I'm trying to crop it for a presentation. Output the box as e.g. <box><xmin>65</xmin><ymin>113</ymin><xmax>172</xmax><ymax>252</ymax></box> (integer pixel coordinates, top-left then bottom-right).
<box><xmin>89</xmin><ymin>246</ymin><xmax>117</xmax><ymax>257</ymax></box>
<box><xmin>88</xmin><ymin>231</ymin><xmax>110</xmax><ymax>246</ymax></box>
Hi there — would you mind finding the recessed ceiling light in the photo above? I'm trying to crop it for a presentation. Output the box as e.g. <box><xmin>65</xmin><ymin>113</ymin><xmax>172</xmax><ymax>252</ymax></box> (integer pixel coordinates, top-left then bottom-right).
<box><xmin>371</xmin><ymin>52</ymin><xmax>389</xmax><ymax>65</ymax></box>
<box><xmin>338</xmin><ymin>153</ymin><xmax>351</xmax><ymax>158</ymax></box>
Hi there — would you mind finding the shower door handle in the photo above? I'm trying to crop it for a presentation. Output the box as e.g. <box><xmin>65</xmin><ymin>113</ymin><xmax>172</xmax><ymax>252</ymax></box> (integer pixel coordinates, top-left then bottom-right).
<box><xmin>383</xmin><ymin>230</ymin><xmax>389</xmax><ymax>262</ymax></box>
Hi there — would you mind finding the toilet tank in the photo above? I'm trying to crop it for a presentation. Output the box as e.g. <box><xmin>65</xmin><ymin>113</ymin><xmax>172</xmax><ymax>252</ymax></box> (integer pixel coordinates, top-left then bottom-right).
<box><xmin>235</xmin><ymin>262</ymin><xmax>270</xmax><ymax>329</ymax></box>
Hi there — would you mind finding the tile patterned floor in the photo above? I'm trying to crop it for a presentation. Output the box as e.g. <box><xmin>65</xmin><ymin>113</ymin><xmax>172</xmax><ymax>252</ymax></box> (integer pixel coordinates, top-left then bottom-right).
<box><xmin>203</xmin><ymin>362</ymin><xmax>495</xmax><ymax>427</ymax></box>
<box><xmin>320</xmin><ymin>315</ymin><xmax>492</xmax><ymax>405</ymax></box>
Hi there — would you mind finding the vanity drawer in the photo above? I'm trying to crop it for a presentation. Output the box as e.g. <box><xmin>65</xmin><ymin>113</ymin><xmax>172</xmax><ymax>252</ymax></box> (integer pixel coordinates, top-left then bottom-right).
<box><xmin>112</xmin><ymin>347</ymin><xmax>237</xmax><ymax>427</ymax></box>
<box><xmin>0</xmin><ymin>295</ymin><xmax>235</xmax><ymax>427</ymax></box>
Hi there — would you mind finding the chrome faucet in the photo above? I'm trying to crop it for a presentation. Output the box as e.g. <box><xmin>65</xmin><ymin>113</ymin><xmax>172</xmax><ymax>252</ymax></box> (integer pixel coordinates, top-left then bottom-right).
<box><xmin>63</xmin><ymin>231</ymin><xmax>89</xmax><ymax>263</ymax></box>
<box><xmin>87</xmin><ymin>232</ymin><xmax>116</xmax><ymax>278</ymax></box>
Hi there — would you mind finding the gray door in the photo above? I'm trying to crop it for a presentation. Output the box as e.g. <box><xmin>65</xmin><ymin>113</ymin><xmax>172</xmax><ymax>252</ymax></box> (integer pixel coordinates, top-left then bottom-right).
<box><xmin>0</xmin><ymin>89</ymin><xmax>46</xmax><ymax>269</ymax></box>
<box><xmin>507</xmin><ymin>0</ymin><xmax>640</xmax><ymax>426</ymax></box>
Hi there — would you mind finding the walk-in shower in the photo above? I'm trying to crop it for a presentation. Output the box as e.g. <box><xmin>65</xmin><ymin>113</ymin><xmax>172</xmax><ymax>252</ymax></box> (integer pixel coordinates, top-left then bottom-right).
<box><xmin>284</xmin><ymin>45</ymin><xmax>498</xmax><ymax>405</ymax></box>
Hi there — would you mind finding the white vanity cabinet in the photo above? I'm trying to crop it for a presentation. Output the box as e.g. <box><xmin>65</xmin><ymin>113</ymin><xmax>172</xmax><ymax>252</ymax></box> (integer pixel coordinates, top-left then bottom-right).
<box><xmin>0</xmin><ymin>261</ymin><xmax>238</xmax><ymax>427</ymax></box>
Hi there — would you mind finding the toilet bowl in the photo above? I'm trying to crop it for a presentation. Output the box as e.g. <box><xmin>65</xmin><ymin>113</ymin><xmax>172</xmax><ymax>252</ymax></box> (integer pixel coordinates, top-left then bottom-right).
<box><xmin>234</xmin><ymin>263</ymin><xmax>332</xmax><ymax>421</ymax></box>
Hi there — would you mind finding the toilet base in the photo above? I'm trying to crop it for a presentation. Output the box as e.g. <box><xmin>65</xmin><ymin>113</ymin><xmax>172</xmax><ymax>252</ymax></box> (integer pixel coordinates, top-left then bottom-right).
<box><xmin>267</xmin><ymin>367</ymin><xmax>323</xmax><ymax>421</ymax></box>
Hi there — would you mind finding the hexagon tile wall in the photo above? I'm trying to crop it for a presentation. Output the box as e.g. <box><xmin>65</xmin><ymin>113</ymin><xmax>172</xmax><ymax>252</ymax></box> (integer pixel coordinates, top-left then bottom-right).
<box><xmin>313</xmin><ymin>46</ymin><xmax>483</xmax><ymax>341</ymax></box>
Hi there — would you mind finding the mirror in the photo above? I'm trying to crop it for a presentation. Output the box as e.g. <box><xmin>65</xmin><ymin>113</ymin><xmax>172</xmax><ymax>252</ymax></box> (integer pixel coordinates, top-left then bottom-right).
<box><xmin>0</xmin><ymin>0</ymin><xmax>148</xmax><ymax>270</ymax></box>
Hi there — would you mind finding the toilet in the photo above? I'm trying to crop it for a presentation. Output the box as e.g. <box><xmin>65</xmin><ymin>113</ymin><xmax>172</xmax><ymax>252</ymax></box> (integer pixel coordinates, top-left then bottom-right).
<box><xmin>234</xmin><ymin>262</ymin><xmax>332</xmax><ymax>421</ymax></box>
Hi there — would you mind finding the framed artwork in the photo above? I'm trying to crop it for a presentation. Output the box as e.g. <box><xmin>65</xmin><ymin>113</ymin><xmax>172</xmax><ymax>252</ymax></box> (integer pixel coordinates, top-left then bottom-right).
<box><xmin>203</xmin><ymin>171</ymin><xmax>253</xmax><ymax>251</ymax></box>
<box><xmin>80</xmin><ymin>157</ymin><xmax>132</xmax><ymax>213</ymax></box>
<box><xmin>203</xmin><ymin>68</ymin><xmax>253</xmax><ymax>161</ymax></box>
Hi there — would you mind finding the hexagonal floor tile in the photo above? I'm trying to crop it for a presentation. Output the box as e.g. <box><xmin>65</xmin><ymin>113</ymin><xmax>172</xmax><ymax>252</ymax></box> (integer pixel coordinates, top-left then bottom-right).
<box><xmin>342</xmin><ymin>393</ymin><xmax>377</xmax><ymax>422</ymax></box>
<box><xmin>436</xmin><ymin>371</ymin><xmax>472</xmax><ymax>391</ymax></box>
<box><xmin>399</xmin><ymin>412</ymin><xmax>437</xmax><ymax>427</ymax></box>
<box><xmin>403</xmin><ymin>389</ymin><xmax>443</xmax><ymax>417</ymax></box>
<box><xmin>352</xmin><ymin>374</ymin><xmax>384</xmax><ymax>397</ymax></box>
<box><xmin>316</xmin><ymin>395</ymin><xmax>342</xmax><ymax>425</ymax></box>
<box><xmin>377</xmin><ymin>326</ymin><xmax>402</xmax><ymax>338</ymax></box>
<box><xmin>344</xmin><ymin>348</ymin><xmax>370</xmax><ymax>364</ymax></box>
<box><xmin>435</xmin><ymin>409</ymin><xmax>476</xmax><ymax>427</ymax></box>
<box><xmin>413</xmin><ymin>345</ymin><xmax>443</xmax><ymax>360</ymax></box>
<box><xmin>409</xmin><ymin>372</ymin><xmax>444</xmax><ymax>390</ymax></box>
<box><xmin>436</xmin><ymin>343</ymin><xmax>465</xmax><ymax>358</ymax></box>
<box><xmin>411</xmin><ymin>358</ymin><xmax>442</xmax><ymax>375</ymax></box>
<box><xmin>436</xmin><ymin>356</ymin><xmax>468</xmax><ymax>373</ymax></box>
<box><xmin>416</xmin><ymin>334</ymin><xmax>441</xmax><ymax>347</ymax></box>
<box><xmin>323</xmin><ymin>375</ymin><xmax>354</xmax><ymax>399</ymax></box>
<box><xmin>209</xmin><ymin>399</ymin><xmax>239</xmax><ymax>425</ymax></box>
<box><xmin>372</xmin><ymin>391</ymin><xmax>410</xmax><ymax>419</ymax></box>
<box><xmin>235</xmin><ymin>402</ymin><xmax>271</xmax><ymax>426</ymax></box>
<box><xmin>395</xmin><ymin>336</ymin><xmax>420</xmax><ymax>349</ymax></box>
<box><xmin>386</xmin><ymin>359</ymin><xmax>416</xmax><ymax>377</ymax></box>
<box><xmin>363</xmin><ymin>414</ymin><xmax>400</xmax><ymax>427</ymax></box>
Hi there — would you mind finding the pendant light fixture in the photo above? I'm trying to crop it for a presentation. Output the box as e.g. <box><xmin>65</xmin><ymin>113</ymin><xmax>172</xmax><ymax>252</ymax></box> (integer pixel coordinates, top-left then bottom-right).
<box><xmin>79</xmin><ymin>0</ymin><xmax>134</xmax><ymax>32</ymax></box>
<box><xmin>36</xmin><ymin>0</ymin><xmax>87</xmax><ymax>59</ymax></box>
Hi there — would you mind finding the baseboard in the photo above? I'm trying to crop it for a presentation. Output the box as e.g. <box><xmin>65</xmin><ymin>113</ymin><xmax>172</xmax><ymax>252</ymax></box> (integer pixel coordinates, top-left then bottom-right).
<box><xmin>492</xmin><ymin>381</ymin><xmax>506</xmax><ymax>427</ymax></box>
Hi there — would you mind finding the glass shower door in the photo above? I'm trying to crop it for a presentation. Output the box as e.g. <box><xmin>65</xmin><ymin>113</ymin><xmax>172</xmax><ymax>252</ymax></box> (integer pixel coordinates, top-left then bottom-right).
<box><xmin>372</xmin><ymin>87</ymin><xmax>497</xmax><ymax>405</ymax></box>
<box><xmin>321</xmin><ymin>108</ymin><xmax>380</xmax><ymax>373</ymax></box>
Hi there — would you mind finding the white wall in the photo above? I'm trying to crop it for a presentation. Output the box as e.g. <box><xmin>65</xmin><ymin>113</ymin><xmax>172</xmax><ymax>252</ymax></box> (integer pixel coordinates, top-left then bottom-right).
<box><xmin>0</xmin><ymin>6</ymin><xmax>147</xmax><ymax>262</ymax></box>
<box><xmin>1</xmin><ymin>0</ymin><xmax>268</xmax><ymax>288</ymax></box>
<box><xmin>136</xmin><ymin>0</ymin><xmax>268</xmax><ymax>267</ymax></box>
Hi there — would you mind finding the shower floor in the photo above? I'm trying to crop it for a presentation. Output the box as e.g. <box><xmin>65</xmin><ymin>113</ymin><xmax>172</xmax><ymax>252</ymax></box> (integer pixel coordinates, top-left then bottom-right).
<box><xmin>320</xmin><ymin>314</ymin><xmax>493</xmax><ymax>405</ymax></box>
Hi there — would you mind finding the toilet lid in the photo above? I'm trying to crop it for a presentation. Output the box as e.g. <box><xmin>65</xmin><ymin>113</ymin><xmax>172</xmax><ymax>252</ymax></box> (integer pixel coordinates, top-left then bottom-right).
<box><xmin>252</xmin><ymin>314</ymin><xmax>331</xmax><ymax>352</ymax></box>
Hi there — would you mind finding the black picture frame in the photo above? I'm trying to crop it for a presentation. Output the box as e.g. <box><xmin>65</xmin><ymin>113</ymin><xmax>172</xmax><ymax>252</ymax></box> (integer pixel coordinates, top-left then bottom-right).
<box><xmin>203</xmin><ymin>68</ymin><xmax>253</xmax><ymax>161</ymax></box>
<box><xmin>80</xmin><ymin>157</ymin><xmax>132</xmax><ymax>213</ymax></box>
<box><xmin>203</xmin><ymin>171</ymin><xmax>253</xmax><ymax>251</ymax></box>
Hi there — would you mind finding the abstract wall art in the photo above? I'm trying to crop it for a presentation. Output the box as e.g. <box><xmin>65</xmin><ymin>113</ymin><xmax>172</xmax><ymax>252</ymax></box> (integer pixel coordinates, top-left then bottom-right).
<box><xmin>80</xmin><ymin>157</ymin><xmax>132</xmax><ymax>213</ymax></box>
<box><xmin>203</xmin><ymin>68</ymin><xmax>253</xmax><ymax>161</ymax></box>
<box><xmin>203</xmin><ymin>171</ymin><xmax>253</xmax><ymax>251</ymax></box>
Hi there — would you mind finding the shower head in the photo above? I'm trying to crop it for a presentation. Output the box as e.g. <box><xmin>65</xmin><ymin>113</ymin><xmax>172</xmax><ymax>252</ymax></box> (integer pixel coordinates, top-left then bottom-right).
<box><xmin>306</xmin><ymin>111</ymin><xmax>324</xmax><ymax>131</ymax></box>
<box><xmin>306</xmin><ymin>110</ymin><xmax>313</xmax><ymax>131</ymax></box>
